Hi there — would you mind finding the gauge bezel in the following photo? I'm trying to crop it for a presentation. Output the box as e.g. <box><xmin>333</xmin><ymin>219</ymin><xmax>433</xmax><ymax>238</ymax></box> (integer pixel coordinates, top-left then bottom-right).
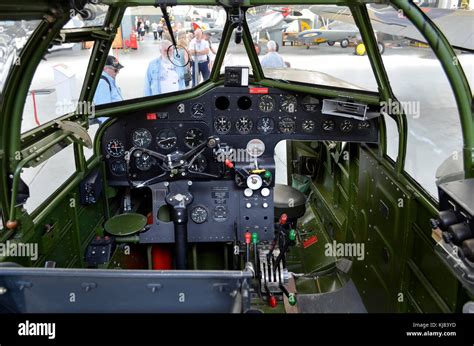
<box><xmin>278</xmin><ymin>117</ymin><xmax>296</xmax><ymax>134</ymax></box>
<box><xmin>340</xmin><ymin>119</ymin><xmax>353</xmax><ymax>133</ymax></box>
<box><xmin>258</xmin><ymin>95</ymin><xmax>275</xmax><ymax>113</ymax></box>
<box><xmin>135</xmin><ymin>153</ymin><xmax>155</xmax><ymax>171</ymax></box>
<box><xmin>300</xmin><ymin>95</ymin><xmax>321</xmax><ymax>113</ymax></box>
<box><xmin>302</xmin><ymin>119</ymin><xmax>316</xmax><ymax>133</ymax></box>
<box><xmin>191</xmin><ymin>103</ymin><xmax>205</xmax><ymax>118</ymax></box>
<box><xmin>256</xmin><ymin>116</ymin><xmax>275</xmax><ymax>134</ymax></box>
<box><xmin>132</xmin><ymin>128</ymin><xmax>152</xmax><ymax>148</ymax></box>
<box><xmin>106</xmin><ymin>139</ymin><xmax>125</xmax><ymax>157</ymax></box>
<box><xmin>235</xmin><ymin>116</ymin><xmax>253</xmax><ymax>135</ymax></box>
<box><xmin>214</xmin><ymin>115</ymin><xmax>232</xmax><ymax>135</ymax></box>
<box><xmin>156</xmin><ymin>129</ymin><xmax>177</xmax><ymax>149</ymax></box>
<box><xmin>322</xmin><ymin>119</ymin><xmax>335</xmax><ymax>131</ymax></box>
<box><xmin>190</xmin><ymin>205</ymin><xmax>209</xmax><ymax>224</ymax></box>
<box><xmin>280</xmin><ymin>94</ymin><xmax>298</xmax><ymax>113</ymax></box>
<box><xmin>110</xmin><ymin>159</ymin><xmax>127</xmax><ymax>176</ymax></box>
<box><xmin>189</xmin><ymin>154</ymin><xmax>208</xmax><ymax>172</ymax></box>
<box><xmin>184</xmin><ymin>128</ymin><xmax>205</xmax><ymax>148</ymax></box>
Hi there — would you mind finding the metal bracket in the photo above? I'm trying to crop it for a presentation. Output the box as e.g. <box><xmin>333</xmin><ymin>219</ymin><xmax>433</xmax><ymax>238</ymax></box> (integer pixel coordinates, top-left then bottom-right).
<box><xmin>55</xmin><ymin>120</ymin><xmax>92</xmax><ymax>149</ymax></box>
<box><xmin>91</xmin><ymin>29</ymin><xmax>116</xmax><ymax>41</ymax></box>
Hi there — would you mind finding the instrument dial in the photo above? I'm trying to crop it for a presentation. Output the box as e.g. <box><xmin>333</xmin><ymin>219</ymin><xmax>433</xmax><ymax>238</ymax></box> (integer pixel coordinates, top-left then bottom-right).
<box><xmin>257</xmin><ymin>117</ymin><xmax>274</xmax><ymax>134</ymax></box>
<box><xmin>302</xmin><ymin>120</ymin><xmax>316</xmax><ymax>133</ymax></box>
<box><xmin>301</xmin><ymin>95</ymin><xmax>320</xmax><ymax>113</ymax></box>
<box><xmin>214</xmin><ymin>115</ymin><xmax>231</xmax><ymax>134</ymax></box>
<box><xmin>189</xmin><ymin>154</ymin><xmax>207</xmax><ymax>172</ymax></box>
<box><xmin>135</xmin><ymin>152</ymin><xmax>155</xmax><ymax>171</ymax></box>
<box><xmin>184</xmin><ymin>128</ymin><xmax>205</xmax><ymax>148</ymax></box>
<box><xmin>258</xmin><ymin>95</ymin><xmax>275</xmax><ymax>113</ymax></box>
<box><xmin>191</xmin><ymin>205</ymin><xmax>208</xmax><ymax>224</ymax></box>
<box><xmin>237</xmin><ymin>96</ymin><xmax>252</xmax><ymax>110</ymax></box>
<box><xmin>281</xmin><ymin>94</ymin><xmax>297</xmax><ymax>113</ymax></box>
<box><xmin>340</xmin><ymin>119</ymin><xmax>353</xmax><ymax>133</ymax></box>
<box><xmin>358</xmin><ymin>121</ymin><xmax>371</xmax><ymax>130</ymax></box>
<box><xmin>235</xmin><ymin>116</ymin><xmax>253</xmax><ymax>134</ymax></box>
<box><xmin>110</xmin><ymin>160</ymin><xmax>127</xmax><ymax>176</ymax></box>
<box><xmin>156</xmin><ymin>129</ymin><xmax>177</xmax><ymax>149</ymax></box>
<box><xmin>278</xmin><ymin>117</ymin><xmax>296</xmax><ymax>134</ymax></box>
<box><xmin>132</xmin><ymin>128</ymin><xmax>152</xmax><ymax>148</ymax></box>
<box><xmin>191</xmin><ymin>103</ymin><xmax>205</xmax><ymax>118</ymax></box>
<box><xmin>246</xmin><ymin>139</ymin><xmax>265</xmax><ymax>157</ymax></box>
<box><xmin>106</xmin><ymin>139</ymin><xmax>125</xmax><ymax>157</ymax></box>
<box><xmin>322</xmin><ymin>120</ymin><xmax>335</xmax><ymax>131</ymax></box>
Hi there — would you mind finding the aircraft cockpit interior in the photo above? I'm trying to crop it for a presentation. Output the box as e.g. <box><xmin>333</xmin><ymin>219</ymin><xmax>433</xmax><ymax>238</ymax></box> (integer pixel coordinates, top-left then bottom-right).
<box><xmin>0</xmin><ymin>0</ymin><xmax>473</xmax><ymax>321</ymax></box>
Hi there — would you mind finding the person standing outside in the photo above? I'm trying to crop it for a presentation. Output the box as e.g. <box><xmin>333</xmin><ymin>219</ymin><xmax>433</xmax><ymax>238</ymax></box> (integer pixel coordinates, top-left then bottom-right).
<box><xmin>145</xmin><ymin>18</ymin><xmax>150</xmax><ymax>34</ymax></box>
<box><xmin>259</xmin><ymin>40</ymin><xmax>286</xmax><ymax>69</ymax></box>
<box><xmin>203</xmin><ymin>32</ymin><xmax>217</xmax><ymax>71</ymax></box>
<box><xmin>93</xmin><ymin>55</ymin><xmax>124</xmax><ymax>123</ymax></box>
<box><xmin>144</xmin><ymin>40</ymin><xmax>186</xmax><ymax>96</ymax></box>
<box><xmin>177</xmin><ymin>31</ymin><xmax>191</xmax><ymax>88</ymax></box>
<box><xmin>136</xmin><ymin>17</ymin><xmax>142</xmax><ymax>33</ymax></box>
<box><xmin>151</xmin><ymin>22</ymin><xmax>158</xmax><ymax>40</ymax></box>
<box><xmin>188</xmin><ymin>28</ymin><xmax>210</xmax><ymax>87</ymax></box>
<box><xmin>157</xmin><ymin>23</ymin><xmax>164</xmax><ymax>40</ymax></box>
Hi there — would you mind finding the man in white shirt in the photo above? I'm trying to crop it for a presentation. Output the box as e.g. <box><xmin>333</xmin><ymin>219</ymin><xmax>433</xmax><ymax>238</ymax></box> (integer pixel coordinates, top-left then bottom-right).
<box><xmin>188</xmin><ymin>28</ymin><xmax>210</xmax><ymax>87</ymax></box>
<box><xmin>259</xmin><ymin>40</ymin><xmax>286</xmax><ymax>69</ymax></box>
<box><xmin>151</xmin><ymin>22</ymin><xmax>158</xmax><ymax>40</ymax></box>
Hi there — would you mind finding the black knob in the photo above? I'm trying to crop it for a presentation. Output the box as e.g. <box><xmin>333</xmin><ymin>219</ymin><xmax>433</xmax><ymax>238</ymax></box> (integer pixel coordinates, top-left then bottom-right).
<box><xmin>461</xmin><ymin>239</ymin><xmax>474</xmax><ymax>262</ymax></box>
<box><xmin>438</xmin><ymin>210</ymin><xmax>458</xmax><ymax>230</ymax></box>
<box><xmin>447</xmin><ymin>222</ymin><xmax>472</xmax><ymax>245</ymax></box>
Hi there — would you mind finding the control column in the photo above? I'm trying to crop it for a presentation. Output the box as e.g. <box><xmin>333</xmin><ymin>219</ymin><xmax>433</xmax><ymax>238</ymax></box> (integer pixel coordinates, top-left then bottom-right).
<box><xmin>165</xmin><ymin>180</ymin><xmax>194</xmax><ymax>269</ymax></box>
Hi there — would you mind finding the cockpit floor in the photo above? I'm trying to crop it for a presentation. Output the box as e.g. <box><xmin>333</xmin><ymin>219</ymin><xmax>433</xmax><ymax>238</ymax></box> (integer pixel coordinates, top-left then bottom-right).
<box><xmin>297</xmin><ymin>280</ymin><xmax>367</xmax><ymax>313</ymax></box>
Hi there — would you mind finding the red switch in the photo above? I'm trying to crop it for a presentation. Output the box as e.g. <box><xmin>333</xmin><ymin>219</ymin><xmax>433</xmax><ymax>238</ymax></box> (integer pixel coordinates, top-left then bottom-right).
<box><xmin>279</xmin><ymin>213</ymin><xmax>288</xmax><ymax>225</ymax></box>
<box><xmin>269</xmin><ymin>295</ymin><xmax>277</xmax><ymax>308</ymax></box>
<box><xmin>245</xmin><ymin>232</ymin><xmax>251</xmax><ymax>244</ymax></box>
<box><xmin>225</xmin><ymin>159</ymin><xmax>234</xmax><ymax>169</ymax></box>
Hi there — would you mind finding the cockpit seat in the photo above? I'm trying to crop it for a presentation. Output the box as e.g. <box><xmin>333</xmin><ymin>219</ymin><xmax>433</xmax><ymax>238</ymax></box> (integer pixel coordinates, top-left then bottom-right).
<box><xmin>274</xmin><ymin>184</ymin><xmax>306</xmax><ymax>220</ymax></box>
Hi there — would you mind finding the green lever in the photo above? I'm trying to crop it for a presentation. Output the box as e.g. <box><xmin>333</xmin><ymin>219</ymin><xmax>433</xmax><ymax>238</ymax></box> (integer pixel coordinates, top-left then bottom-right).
<box><xmin>288</xmin><ymin>293</ymin><xmax>297</xmax><ymax>306</ymax></box>
<box><xmin>252</xmin><ymin>232</ymin><xmax>258</xmax><ymax>244</ymax></box>
<box><xmin>289</xmin><ymin>229</ymin><xmax>296</xmax><ymax>241</ymax></box>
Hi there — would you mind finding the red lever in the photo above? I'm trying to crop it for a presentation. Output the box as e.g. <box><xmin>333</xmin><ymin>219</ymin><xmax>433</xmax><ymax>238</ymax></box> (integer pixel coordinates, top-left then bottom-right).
<box><xmin>245</xmin><ymin>232</ymin><xmax>251</xmax><ymax>244</ymax></box>
<box><xmin>225</xmin><ymin>159</ymin><xmax>234</xmax><ymax>169</ymax></box>
<box><xmin>279</xmin><ymin>213</ymin><xmax>288</xmax><ymax>225</ymax></box>
<box><xmin>269</xmin><ymin>295</ymin><xmax>277</xmax><ymax>308</ymax></box>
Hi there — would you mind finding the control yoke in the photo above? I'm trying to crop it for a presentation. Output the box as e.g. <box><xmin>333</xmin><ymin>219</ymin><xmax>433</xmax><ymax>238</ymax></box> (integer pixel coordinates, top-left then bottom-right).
<box><xmin>165</xmin><ymin>180</ymin><xmax>194</xmax><ymax>269</ymax></box>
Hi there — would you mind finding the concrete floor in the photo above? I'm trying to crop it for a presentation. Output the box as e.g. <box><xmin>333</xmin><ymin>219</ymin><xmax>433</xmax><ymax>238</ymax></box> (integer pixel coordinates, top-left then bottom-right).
<box><xmin>18</xmin><ymin>33</ymin><xmax>474</xmax><ymax>211</ymax></box>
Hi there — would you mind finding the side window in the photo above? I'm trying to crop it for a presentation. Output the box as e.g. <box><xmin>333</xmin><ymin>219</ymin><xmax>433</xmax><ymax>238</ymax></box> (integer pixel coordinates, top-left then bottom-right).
<box><xmin>21</xmin><ymin>145</ymin><xmax>76</xmax><ymax>213</ymax></box>
<box><xmin>367</xmin><ymin>4</ymin><xmax>464</xmax><ymax>199</ymax></box>
<box><xmin>21</xmin><ymin>41</ymin><xmax>95</xmax><ymax>133</ymax></box>
<box><xmin>0</xmin><ymin>20</ymin><xmax>41</xmax><ymax>93</ymax></box>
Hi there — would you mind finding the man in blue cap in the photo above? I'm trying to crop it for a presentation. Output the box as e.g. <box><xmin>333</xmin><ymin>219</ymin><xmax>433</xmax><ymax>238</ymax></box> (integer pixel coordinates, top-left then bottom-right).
<box><xmin>93</xmin><ymin>55</ymin><xmax>124</xmax><ymax>123</ymax></box>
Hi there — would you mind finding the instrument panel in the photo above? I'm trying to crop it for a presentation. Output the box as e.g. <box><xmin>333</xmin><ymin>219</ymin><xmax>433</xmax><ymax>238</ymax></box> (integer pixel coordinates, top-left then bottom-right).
<box><xmin>101</xmin><ymin>85</ymin><xmax>379</xmax><ymax>186</ymax></box>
